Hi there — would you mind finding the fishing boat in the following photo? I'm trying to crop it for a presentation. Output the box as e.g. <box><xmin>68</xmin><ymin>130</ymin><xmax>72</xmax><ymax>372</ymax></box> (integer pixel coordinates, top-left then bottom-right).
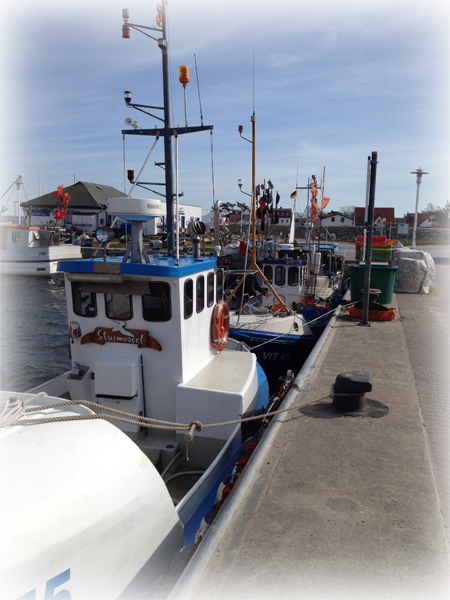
<box><xmin>0</xmin><ymin>178</ymin><xmax>82</xmax><ymax>276</ymax></box>
<box><xmin>0</xmin><ymin>222</ymin><xmax>82</xmax><ymax>276</ymax></box>
<box><xmin>223</xmin><ymin>122</ymin><xmax>344</xmax><ymax>389</ymax></box>
<box><xmin>0</xmin><ymin>4</ymin><xmax>270</xmax><ymax>598</ymax></box>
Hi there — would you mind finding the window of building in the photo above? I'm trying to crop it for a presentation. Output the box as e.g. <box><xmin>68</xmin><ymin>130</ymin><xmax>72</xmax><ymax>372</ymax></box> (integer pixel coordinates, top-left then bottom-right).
<box><xmin>196</xmin><ymin>275</ymin><xmax>205</xmax><ymax>313</ymax></box>
<box><xmin>184</xmin><ymin>279</ymin><xmax>193</xmax><ymax>318</ymax></box>
<box><xmin>331</xmin><ymin>217</ymin><xmax>335</xmax><ymax>222</ymax></box>
<box><xmin>275</xmin><ymin>266</ymin><xmax>285</xmax><ymax>286</ymax></box>
<box><xmin>105</xmin><ymin>293</ymin><xmax>133</xmax><ymax>320</ymax></box>
<box><xmin>288</xmin><ymin>266</ymin><xmax>299</xmax><ymax>286</ymax></box>
<box><xmin>207</xmin><ymin>272</ymin><xmax>214</xmax><ymax>307</ymax></box>
<box><xmin>72</xmin><ymin>282</ymin><xmax>97</xmax><ymax>318</ymax></box>
<box><xmin>216</xmin><ymin>269</ymin><xmax>223</xmax><ymax>302</ymax></box>
<box><xmin>142</xmin><ymin>281</ymin><xmax>171</xmax><ymax>322</ymax></box>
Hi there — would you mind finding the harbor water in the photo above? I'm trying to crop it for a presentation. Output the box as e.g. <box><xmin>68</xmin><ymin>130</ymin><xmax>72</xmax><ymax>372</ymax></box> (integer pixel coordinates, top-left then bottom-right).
<box><xmin>0</xmin><ymin>276</ymin><xmax>71</xmax><ymax>392</ymax></box>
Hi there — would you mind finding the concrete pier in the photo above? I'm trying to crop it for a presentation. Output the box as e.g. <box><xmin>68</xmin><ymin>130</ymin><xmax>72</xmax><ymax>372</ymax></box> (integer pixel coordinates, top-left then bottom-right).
<box><xmin>170</xmin><ymin>289</ymin><xmax>450</xmax><ymax>600</ymax></box>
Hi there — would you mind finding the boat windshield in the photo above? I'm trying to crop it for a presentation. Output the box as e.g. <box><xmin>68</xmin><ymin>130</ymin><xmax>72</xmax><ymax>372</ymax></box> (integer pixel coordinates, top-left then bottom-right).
<box><xmin>142</xmin><ymin>281</ymin><xmax>171</xmax><ymax>322</ymax></box>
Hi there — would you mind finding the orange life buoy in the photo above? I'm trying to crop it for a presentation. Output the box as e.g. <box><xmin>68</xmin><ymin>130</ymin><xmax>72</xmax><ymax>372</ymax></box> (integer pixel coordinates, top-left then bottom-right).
<box><xmin>211</xmin><ymin>301</ymin><xmax>230</xmax><ymax>352</ymax></box>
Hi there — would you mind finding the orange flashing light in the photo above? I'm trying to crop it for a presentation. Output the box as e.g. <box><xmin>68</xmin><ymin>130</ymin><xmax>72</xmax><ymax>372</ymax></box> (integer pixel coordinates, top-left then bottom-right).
<box><xmin>179</xmin><ymin>65</ymin><xmax>190</xmax><ymax>87</ymax></box>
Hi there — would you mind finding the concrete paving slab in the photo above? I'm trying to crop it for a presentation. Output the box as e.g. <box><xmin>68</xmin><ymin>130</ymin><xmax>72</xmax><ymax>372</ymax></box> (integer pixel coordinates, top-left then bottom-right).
<box><xmin>170</xmin><ymin>295</ymin><xmax>450</xmax><ymax>600</ymax></box>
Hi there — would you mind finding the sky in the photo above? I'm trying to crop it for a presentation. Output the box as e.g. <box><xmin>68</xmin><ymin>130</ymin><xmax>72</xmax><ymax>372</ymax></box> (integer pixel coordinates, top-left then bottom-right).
<box><xmin>1</xmin><ymin>0</ymin><xmax>449</xmax><ymax>220</ymax></box>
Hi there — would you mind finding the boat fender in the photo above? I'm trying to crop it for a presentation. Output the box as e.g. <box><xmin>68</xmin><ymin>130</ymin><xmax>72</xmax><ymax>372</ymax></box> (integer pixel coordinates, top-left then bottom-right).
<box><xmin>211</xmin><ymin>301</ymin><xmax>229</xmax><ymax>352</ymax></box>
<box><xmin>199</xmin><ymin>438</ymin><xmax>260</xmax><ymax>532</ymax></box>
<box><xmin>214</xmin><ymin>439</ymin><xmax>258</xmax><ymax>506</ymax></box>
<box><xmin>214</xmin><ymin>474</ymin><xmax>233</xmax><ymax>505</ymax></box>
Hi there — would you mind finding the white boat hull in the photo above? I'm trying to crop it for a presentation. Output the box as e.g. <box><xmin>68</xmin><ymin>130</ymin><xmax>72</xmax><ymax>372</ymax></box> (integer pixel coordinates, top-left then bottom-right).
<box><xmin>0</xmin><ymin>223</ymin><xmax>82</xmax><ymax>276</ymax></box>
<box><xmin>0</xmin><ymin>392</ymin><xmax>184</xmax><ymax>600</ymax></box>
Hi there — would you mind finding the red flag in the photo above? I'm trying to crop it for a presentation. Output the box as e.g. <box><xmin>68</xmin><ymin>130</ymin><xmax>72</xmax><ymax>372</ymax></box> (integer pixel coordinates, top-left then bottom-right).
<box><xmin>311</xmin><ymin>182</ymin><xmax>318</xmax><ymax>200</ymax></box>
<box><xmin>311</xmin><ymin>201</ymin><xmax>318</xmax><ymax>221</ymax></box>
<box><xmin>52</xmin><ymin>185</ymin><xmax>70</xmax><ymax>222</ymax></box>
<box><xmin>321</xmin><ymin>196</ymin><xmax>330</xmax><ymax>210</ymax></box>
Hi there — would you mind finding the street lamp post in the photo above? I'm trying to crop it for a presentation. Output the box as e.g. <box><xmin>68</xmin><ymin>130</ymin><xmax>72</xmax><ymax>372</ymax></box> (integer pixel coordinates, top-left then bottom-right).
<box><xmin>410</xmin><ymin>167</ymin><xmax>429</xmax><ymax>249</ymax></box>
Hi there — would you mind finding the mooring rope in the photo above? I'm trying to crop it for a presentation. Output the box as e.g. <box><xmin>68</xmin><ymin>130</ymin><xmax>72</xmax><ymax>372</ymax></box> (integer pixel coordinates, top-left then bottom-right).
<box><xmin>0</xmin><ymin>391</ymin><xmax>332</xmax><ymax>439</ymax></box>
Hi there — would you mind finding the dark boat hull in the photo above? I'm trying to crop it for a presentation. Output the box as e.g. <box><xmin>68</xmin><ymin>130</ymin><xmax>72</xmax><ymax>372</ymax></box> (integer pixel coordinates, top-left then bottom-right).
<box><xmin>229</xmin><ymin>329</ymin><xmax>318</xmax><ymax>392</ymax></box>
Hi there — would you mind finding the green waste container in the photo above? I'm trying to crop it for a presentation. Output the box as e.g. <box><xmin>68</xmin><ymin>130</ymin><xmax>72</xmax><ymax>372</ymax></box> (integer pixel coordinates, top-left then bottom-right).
<box><xmin>350</xmin><ymin>263</ymin><xmax>397</xmax><ymax>304</ymax></box>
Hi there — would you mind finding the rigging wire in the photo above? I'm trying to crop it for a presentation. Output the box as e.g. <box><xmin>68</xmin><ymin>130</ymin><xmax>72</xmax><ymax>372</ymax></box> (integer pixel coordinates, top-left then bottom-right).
<box><xmin>194</xmin><ymin>54</ymin><xmax>204</xmax><ymax>126</ymax></box>
<box><xmin>210</xmin><ymin>131</ymin><xmax>215</xmax><ymax>206</ymax></box>
<box><xmin>0</xmin><ymin>179</ymin><xmax>20</xmax><ymax>201</ymax></box>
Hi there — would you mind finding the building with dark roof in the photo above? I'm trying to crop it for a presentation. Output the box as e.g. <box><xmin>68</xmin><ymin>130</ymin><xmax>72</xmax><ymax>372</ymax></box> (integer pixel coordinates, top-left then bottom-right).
<box><xmin>20</xmin><ymin>180</ymin><xmax>203</xmax><ymax>234</ymax></box>
<box><xmin>22</xmin><ymin>181</ymin><xmax>126</xmax><ymax>211</ymax></box>
<box><xmin>20</xmin><ymin>181</ymin><xmax>125</xmax><ymax>230</ymax></box>
<box><xmin>320</xmin><ymin>211</ymin><xmax>354</xmax><ymax>227</ymax></box>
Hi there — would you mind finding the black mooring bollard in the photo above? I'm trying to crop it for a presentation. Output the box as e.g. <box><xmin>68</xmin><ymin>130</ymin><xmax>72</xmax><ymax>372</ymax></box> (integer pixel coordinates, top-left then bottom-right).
<box><xmin>332</xmin><ymin>371</ymin><xmax>372</xmax><ymax>412</ymax></box>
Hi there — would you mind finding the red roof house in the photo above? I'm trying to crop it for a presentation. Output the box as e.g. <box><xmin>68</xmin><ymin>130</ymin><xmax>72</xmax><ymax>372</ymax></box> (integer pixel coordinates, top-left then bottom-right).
<box><xmin>354</xmin><ymin>207</ymin><xmax>395</xmax><ymax>226</ymax></box>
<box><xmin>405</xmin><ymin>213</ymin><xmax>435</xmax><ymax>227</ymax></box>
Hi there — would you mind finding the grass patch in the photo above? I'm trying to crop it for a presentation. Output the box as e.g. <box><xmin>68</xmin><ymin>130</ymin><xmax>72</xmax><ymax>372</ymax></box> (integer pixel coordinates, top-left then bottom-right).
<box><xmin>402</xmin><ymin>239</ymin><xmax>450</xmax><ymax>246</ymax></box>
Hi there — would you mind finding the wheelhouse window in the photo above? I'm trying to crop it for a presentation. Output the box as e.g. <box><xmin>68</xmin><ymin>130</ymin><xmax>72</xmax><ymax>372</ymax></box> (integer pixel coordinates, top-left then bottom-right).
<box><xmin>105</xmin><ymin>293</ymin><xmax>133</xmax><ymax>320</ymax></box>
<box><xmin>288</xmin><ymin>266</ymin><xmax>299</xmax><ymax>286</ymax></box>
<box><xmin>142</xmin><ymin>282</ymin><xmax>171</xmax><ymax>322</ymax></box>
<box><xmin>207</xmin><ymin>272</ymin><xmax>214</xmax><ymax>307</ymax></box>
<box><xmin>263</xmin><ymin>265</ymin><xmax>273</xmax><ymax>283</ymax></box>
<box><xmin>196</xmin><ymin>276</ymin><xmax>205</xmax><ymax>313</ymax></box>
<box><xmin>275</xmin><ymin>266</ymin><xmax>286</xmax><ymax>287</ymax></box>
<box><xmin>184</xmin><ymin>279</ymin><xmax>193</xmax><ymax>319</ymax></box>
<box><xmin>216</xmin><ymin>269</ymin><xmax>223</xmax><ymax>302</ymax></box>
<box><xmin>72</xmin><ymin>282</ymin><xmax>97</xmax><ymax>318</ymax></box>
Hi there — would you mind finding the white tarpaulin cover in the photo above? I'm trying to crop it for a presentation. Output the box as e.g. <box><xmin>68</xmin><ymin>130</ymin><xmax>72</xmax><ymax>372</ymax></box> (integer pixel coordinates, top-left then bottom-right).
<box><xmin>392</xmin><ymin>248</ymin><xmax>435</xmax><ymax>294</ymax></box>
<box><xmin>223</xmin><ymin>241</ymin><xmax>242</xmax><ymax>255</ymax></box>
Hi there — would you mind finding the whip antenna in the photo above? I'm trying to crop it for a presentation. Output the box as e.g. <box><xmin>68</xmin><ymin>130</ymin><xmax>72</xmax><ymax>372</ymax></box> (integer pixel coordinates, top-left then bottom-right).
<box><xmin>253</xmin><ymin>51</ymin><xmax>255</xmax><ymax>114</ymax></box>
<box><xmin>194</xmin><ymin>54</ymin><xmax>204</xmax><ymax>126</ymax></box>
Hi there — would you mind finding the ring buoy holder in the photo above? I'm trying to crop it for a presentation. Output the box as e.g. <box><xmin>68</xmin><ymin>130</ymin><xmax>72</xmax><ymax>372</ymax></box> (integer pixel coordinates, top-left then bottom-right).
<box><xmin>211</xmin><ymin>301</ymin><xmax>230</xmax><ymax>352</ymax></box>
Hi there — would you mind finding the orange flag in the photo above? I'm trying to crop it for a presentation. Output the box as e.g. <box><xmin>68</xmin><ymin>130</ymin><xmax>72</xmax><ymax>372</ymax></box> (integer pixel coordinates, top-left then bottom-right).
<box><xmin>311</xmin><ymin>201</ymin><xmax>318</xmax><ymax>221</ymax></box>
<box><xmin>321</xmin><ymin>196</ymin><xmax>330</xmax><ymax>210</ymax></box>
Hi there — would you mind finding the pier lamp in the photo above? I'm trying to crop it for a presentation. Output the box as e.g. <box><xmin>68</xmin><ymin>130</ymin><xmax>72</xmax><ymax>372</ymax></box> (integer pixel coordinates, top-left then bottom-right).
<box><xmin>124</xmin><ymin>91</ymin><xmax>132</xmax><ymax>105</ymax></box>
<box><xmin>410</xmin><ymin>167</ymin><xmax>429</xmax><ymax>249</ymax></box>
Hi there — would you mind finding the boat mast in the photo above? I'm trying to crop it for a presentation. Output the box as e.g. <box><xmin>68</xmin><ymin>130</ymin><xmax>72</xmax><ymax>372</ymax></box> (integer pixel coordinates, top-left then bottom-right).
<box><xmin>160</xmin><ymin>1</ymin><xmax>174</xmax><ymax>254</ymax></box>
<box><xmin>121</xmin><ymin>1</ymin><xmax>212</xmax><ymax>256</ymax></box>
<box><xmin>250</xmin><ymin>109</ymin><xmax>257</xmax><ymax>270</ymax></box>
